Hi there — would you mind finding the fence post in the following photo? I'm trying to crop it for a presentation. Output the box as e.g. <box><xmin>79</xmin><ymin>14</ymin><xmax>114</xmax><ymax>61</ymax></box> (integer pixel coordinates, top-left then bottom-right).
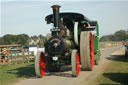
<box><xmin>15</xmin><ymin>52</ymin><xmax>17</xmax><ymax>64</ymax></box>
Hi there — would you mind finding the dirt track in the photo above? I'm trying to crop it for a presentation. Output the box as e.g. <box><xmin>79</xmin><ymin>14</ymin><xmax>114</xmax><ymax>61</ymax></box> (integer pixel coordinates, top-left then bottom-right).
<box><xmin>15</xmin><ymin>46</ymin><xmax>125</xmax><ymax>85</ymax></box>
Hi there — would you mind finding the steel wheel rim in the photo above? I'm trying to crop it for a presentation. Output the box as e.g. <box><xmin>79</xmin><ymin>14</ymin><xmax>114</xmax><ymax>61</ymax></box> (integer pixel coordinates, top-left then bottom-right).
<box><xmin>90</xmin><ymin>33</ymin><xmax>94</xmax><ymax>69</ymax></box>
<box><xmin>76</xmin><ymin>52</ymin><xmax>80</xmax><ymax>75</ymax></box>
<box><xmin>40</xmin><ymin>52</ymin><xmax>45</xmax><ymax>76</ymax></box>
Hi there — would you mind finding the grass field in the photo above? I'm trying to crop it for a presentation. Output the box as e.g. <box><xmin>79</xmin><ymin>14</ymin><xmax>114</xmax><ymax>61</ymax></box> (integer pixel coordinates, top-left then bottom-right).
<box><xmin>95</xmin><ymin>55</ymin><xmax>128</xmax><ymax>85</ymax></box>
<box><xmin>99</xmin><ymin>41</ymin><xmax>122</xmax><ymax>48</ymax></box>
<box><xmin>0</xmin><ymin>62</ymin><xmax>35</xmax><ymax>85</ymax></box>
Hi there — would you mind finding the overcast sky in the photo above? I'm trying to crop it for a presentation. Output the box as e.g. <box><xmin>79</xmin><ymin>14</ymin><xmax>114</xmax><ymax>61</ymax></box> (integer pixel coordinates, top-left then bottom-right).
<box><xmin>1</xmin><ymin>0</ymin><xmax>128</xmax><ymax>37</ymax></box>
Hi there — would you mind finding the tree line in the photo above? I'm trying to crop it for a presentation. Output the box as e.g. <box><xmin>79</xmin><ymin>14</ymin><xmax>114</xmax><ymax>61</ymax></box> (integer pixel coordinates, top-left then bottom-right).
<box><xmin>100</xmin><ymin>30</ymin><xmax>128</xmax><ymax>42</ymax></box>
<box><xmin>0</xmin><ymin>29</ymin><xmax>127</xmax><ymax>46</ymax></box>
<box><xmin>0</xmin><ymin>34</ymin><xmax>46</xmax><ymax>47</ymax></box>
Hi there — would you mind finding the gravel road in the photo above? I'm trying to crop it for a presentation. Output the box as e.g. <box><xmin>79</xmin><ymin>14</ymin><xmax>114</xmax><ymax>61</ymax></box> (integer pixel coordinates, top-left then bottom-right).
<box><xmin>15</xmin><ymin>46</ymin><xmax>124</xmax><ymax>85</ymax></box>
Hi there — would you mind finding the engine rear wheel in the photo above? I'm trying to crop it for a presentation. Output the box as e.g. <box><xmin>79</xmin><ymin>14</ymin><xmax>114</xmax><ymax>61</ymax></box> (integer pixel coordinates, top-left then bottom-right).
<box><xmin>72</xmin><ymin>49</ymin><xmax>80</xmax><ymax>77</ymax></box>
<box><xmin>35</xmin><ymin>51</ymin><xmax>46</xmax><ymax>77</ymax></box>
<box><xmin>80</xmin><ymin>31</ymin><xmax>94</xmax><ymax>71</ymax></box>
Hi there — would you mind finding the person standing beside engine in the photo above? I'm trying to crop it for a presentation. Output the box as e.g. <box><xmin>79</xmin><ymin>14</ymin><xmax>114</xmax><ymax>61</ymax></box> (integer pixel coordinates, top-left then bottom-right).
<box><xmin>1</xmin><ymin>48</ymin><xmax>8</xmax><ymax>64</ymax></box>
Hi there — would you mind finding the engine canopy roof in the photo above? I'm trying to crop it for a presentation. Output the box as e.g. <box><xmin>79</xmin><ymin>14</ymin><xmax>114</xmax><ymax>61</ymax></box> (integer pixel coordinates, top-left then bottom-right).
<box><xmin>45</xmin><ymin>12</ymin><xmax>97</xmax><ymax>26</ymax></box>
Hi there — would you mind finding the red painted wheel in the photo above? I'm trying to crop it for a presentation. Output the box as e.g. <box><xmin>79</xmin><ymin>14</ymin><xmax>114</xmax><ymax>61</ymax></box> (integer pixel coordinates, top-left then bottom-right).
<box><xmin>80</xmin><ymin>31</ymin><xmax>94</xmax><ymax>71</ymax></box>
<box><xmin>72</xmin><ymin>49</ymin><xmax>80</xmax><ymax>77</ymax></box>
<box><xmin>35</xmin><ymin>51</ymin><xmax>46</xmax><ymax>77</ymax></box>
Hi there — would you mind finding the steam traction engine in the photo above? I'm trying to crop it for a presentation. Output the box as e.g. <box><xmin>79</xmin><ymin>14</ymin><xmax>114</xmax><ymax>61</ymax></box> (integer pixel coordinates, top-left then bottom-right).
<box><xmin>35</xmin><ymin>5</ymin><xmax>100</xmax><ymax>77</ymax></box>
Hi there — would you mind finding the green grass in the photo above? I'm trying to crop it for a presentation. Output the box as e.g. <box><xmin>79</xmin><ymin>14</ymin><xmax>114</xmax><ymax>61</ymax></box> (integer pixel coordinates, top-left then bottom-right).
<box><xmin>0</xmin><ymin>62</ymin><xmax>35</xmax><ymax>85</ymax></box>
<box><xmin>95</xmin><ymin>55</ymin><xmax>128</xmax><ymax>85</ymax></box>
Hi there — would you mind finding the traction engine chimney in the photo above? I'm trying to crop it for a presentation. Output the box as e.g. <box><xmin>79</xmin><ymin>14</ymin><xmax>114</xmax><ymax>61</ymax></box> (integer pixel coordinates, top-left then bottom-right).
<box><xmin>51</xmin><ymin>5</ymin><xmax>61</xmax><ymax>29</ymax></box>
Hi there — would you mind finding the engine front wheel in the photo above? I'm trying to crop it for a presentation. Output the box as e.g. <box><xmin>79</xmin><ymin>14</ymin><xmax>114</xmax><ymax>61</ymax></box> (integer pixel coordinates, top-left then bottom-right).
<box><xmin>71</xmin><ymin>49</ymin><xmax>80</xmax><ymax>77</ymax></box>
<box><xmin>35</xmin><ymin>51</ymin><xmax>46</xmax><ymax>77</ymax></box>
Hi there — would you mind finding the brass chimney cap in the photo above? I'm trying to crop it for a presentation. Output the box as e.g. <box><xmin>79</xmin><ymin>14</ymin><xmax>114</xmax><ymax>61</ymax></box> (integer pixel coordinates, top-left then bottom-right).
<box><xmin>51</xmin><ymin>5</ymin><xmax>61</xmax><ymax>9</ymax></box>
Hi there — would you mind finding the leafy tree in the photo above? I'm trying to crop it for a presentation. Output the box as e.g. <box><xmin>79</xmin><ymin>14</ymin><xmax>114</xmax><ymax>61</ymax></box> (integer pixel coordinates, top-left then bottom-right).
<box><xmin>114</xmin><ymin>30</ymin><xmax>128</xmax><ymax>41</ymax></box>
<box><xmin>2</xmin><ymin>34</ymin><xmax>15</xmax><ymax>44</ymax></box>
<box><xmin>100</xmin><ymin>30</ymin><xmax>128</xmax><ymax>41</ymax></box>
<box><xmin>100</xmin><ymin>34</ymin><xmax>114</xmax><ymax>41</ymax></box>
<box><xmin>0</xmin><ymin>33</ymin><xmax>47</xmax><ymax>46</ymax></box>
<box><xmin>0</xmin><ymin>34</ymin><xmax>29</xmax><ymax>45</ymax></box>
<box><xmin>31</xmin><ymin>35</ymin><xmax>38</xmax><ymax>40</ymax></box>
<box><xmin>37</xmin><ymin>35</ymin><xmax>46</xmax><ymax>47</ymax></box>
<box><xmin>0</xmin><ymin>37</ymin><xmax>4</xmax><ymax>45</ymax></box>
<box><xmin>16</xmin><ymin>34</ymin><xmax>29</xmax><ymax>45</ymax></box>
